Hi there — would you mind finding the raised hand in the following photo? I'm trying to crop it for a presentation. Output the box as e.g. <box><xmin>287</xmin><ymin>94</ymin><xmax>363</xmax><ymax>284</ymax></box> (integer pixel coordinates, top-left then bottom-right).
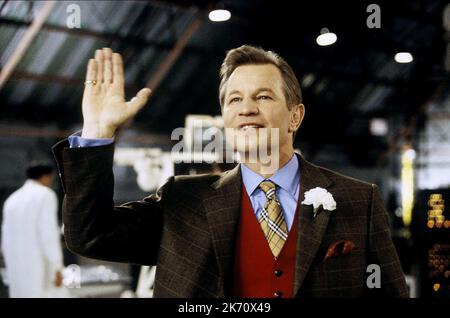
<box><xmin>81</xmin><ymin>48</ymin><xmax>152</xmax><ymax>138</ymax></box>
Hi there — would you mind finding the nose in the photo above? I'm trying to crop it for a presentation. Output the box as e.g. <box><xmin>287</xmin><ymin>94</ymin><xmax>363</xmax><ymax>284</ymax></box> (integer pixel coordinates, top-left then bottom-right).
<box><xmin>239</xmin><ymin>98</ymin><xmax>259</xmax><ymax>116</ymax></box>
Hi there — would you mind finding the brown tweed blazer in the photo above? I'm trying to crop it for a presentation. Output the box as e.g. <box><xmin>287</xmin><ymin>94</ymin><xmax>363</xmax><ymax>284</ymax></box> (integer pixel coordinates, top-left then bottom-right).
<box><xmin>52</xmin><ymin>139</ymin><xmax>408</xmax><ymax>298</ymax></box>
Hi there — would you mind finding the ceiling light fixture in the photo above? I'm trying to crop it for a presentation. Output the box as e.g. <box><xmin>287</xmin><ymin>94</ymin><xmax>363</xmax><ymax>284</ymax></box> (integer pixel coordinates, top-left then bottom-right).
<box><xmin>316</xmin><ymin>28</ymin><xmax>337</xmax><ymax>46</ymax></box>
<box><xmin>208</xmin><ymin>9</ymin><xmax>231</xmax><ymax>22</ymax></box>
<box><xmin>394</xmin><ymin>52</ymin><xmax>413</xmax><ymax>63</ymax></box>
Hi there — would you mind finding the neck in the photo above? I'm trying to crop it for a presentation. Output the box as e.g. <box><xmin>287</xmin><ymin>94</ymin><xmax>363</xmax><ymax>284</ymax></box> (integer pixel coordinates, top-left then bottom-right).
<box><xmin>241</xmin><ymin>146</ymin><xmax>294</xmax><ymax>178</ymax></box>
<box><xmin>31</xmin><ymin>178</ymin><xmax>49</xmax><ymax>187</ymax></box>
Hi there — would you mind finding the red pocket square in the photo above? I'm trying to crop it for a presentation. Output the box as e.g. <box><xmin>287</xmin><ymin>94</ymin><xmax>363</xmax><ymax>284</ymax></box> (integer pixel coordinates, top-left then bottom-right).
<box><xmin>324</xmin><ymin>240</ymin><xmax>356</xmax><ymax>260</ymax></box>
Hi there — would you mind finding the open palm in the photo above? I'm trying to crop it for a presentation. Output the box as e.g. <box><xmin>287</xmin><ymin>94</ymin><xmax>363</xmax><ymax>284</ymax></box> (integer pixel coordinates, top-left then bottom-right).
<box><xmin>82</xmin><ymin>48</ymin><xmax>151</xmax><ymax>138</ymax></box>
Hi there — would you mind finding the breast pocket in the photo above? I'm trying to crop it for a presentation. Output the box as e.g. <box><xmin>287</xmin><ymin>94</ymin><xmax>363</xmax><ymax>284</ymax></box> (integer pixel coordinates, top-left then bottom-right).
<box><xmin>318</xmin><ymin>249</ymin><xmax>366</xmax><ymax>296</ymax></box>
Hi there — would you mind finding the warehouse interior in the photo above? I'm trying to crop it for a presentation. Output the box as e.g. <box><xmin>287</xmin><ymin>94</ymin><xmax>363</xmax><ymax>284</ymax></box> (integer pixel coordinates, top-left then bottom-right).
<box><xmin>0</xmin><ymin>0</ymin><xmax>449</xmax><ymax>298</ymax></box>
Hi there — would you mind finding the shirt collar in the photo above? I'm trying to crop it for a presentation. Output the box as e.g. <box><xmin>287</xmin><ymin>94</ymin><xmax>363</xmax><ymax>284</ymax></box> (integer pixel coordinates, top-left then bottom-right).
<box><xmin>25</xmin><ymin>179</ymin><xmax>41</xmax><ymax>186</ymax></box>
<box><xmin>240</xmin><ymin>154</ymin><xmax>300</xmax><ymax>196</ymax></box>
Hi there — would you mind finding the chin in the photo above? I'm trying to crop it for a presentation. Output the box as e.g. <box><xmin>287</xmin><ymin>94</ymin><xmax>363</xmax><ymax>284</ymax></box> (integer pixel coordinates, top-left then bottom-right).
<box><xmin>237</xmin><ymin>142</ymin><xmax>279</xmax><ymax>164</ymax></box>
<box><xmin>225</xmin><ymin>128</ymin><xmax>278</xmax><ymax>160</ymax></box>
<box><xmin>237</xmin><ymin>143</ymin><xmax>260</xmax><ymax>156</ymax></box>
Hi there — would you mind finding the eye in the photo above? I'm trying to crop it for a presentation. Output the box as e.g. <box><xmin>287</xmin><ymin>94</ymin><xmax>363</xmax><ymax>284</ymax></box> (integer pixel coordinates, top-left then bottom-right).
<box><xmin>257</xmin><ymin>95</ymin><xmax>272</xmax><ymax>101</ymax></box>
<box><xmin>229</xmin><ymin>97</ymin><xmax>241</xmax><ymax>103</ymax></box>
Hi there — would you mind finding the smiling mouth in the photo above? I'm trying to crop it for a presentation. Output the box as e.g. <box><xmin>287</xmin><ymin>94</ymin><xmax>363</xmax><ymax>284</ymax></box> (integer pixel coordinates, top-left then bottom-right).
<box><xmin>238</xmin><ymin>124</ymin><xmax>264</xmax><ymax>131</ymax></box>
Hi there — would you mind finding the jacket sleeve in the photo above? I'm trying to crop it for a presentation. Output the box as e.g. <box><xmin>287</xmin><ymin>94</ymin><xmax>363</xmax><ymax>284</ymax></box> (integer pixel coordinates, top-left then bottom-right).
<box><xmin>368</xmin><ymin>184</ymin><xmax>409</xmax><ymax>297</ymax></box>
<box><xmin>52</xmin><ymin>138</ymin><xmax>173</xmax><ymax>266</ymax></box>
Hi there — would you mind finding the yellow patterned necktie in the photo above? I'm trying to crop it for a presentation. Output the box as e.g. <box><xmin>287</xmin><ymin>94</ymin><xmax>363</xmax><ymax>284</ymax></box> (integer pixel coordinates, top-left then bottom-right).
<box><xmin>258</xmin><ymin>180</ymin><xmax>288</xmax><ymax>258</ymax></box>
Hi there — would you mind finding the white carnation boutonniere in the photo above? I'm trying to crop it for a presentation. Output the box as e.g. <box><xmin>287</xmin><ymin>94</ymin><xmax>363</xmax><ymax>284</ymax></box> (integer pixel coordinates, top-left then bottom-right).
<box><xmin>301</xmin><ymin>187</ymin><xmax>336</xmax><ymax>218</ymax></box>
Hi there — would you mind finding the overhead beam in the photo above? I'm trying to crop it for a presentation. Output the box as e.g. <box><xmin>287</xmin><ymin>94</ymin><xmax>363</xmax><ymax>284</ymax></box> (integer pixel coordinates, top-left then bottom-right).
<box><xmin>0</xmin><ymin>16</ymin><xmax>173</xmax><ymax>50</ymax></box>
<box><xmin>0</xmin><ymin>1</ymin><xmax>56</xmax><ymax>90</ymax></box>
<box><xmin>146</xmin><ymin>11</ymin><xmax>203</xmax><ymax>91</ymax></box>
<box><xmin>6</xmin><ymin>69</ymin><xmax>82</xmax><ymax>86</ymax></box>
<box><xmin>0</xmin><ymin>0</ymin><xmax>9</xmax><ymax>15</ymax></box>
<box><xmin>1</xmin><ymin>69</ymin><xmax>181</xmax><ymax>96</ymax></box>
<box><xmin>0</xmin><ymin>15</ymin><xmax>208</xmax><ymax>55</ymax></box>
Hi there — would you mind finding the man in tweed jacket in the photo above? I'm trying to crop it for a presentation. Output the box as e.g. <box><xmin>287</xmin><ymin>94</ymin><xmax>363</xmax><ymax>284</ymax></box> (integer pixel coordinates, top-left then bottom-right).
<box><xmin>53</xmin><ymin>46</ymin><xmax>408</xmax><ymax>298</ymax></box>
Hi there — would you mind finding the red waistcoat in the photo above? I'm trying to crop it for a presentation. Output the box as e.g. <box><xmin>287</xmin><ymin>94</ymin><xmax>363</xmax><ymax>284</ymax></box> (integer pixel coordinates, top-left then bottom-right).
<box><xmin>230</xmin><ymin>186</ymin><xmax>299</xmax><ymax>298</ymax></box>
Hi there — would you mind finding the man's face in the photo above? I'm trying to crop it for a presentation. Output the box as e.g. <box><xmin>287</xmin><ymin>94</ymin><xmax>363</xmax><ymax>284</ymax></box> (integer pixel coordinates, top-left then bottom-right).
<box><xmin>222</xmin><ymin>64</ymin><xmax>302</xmax><ymax>159</ymax></box>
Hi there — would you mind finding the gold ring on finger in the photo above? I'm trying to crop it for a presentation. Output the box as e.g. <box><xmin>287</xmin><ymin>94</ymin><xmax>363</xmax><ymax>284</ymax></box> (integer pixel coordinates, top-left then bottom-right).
<box><xmin>84</xmin><ymin>80</ymin><xmax>97</xmax><ymax>86</ymax></box>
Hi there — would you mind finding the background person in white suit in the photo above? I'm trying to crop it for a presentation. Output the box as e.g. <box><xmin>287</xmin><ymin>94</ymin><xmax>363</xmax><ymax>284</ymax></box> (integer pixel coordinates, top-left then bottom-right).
<box><xmin>1</xmin><ymin>163</ymin><xmax>67</xmax><ymax>298</ymax></box>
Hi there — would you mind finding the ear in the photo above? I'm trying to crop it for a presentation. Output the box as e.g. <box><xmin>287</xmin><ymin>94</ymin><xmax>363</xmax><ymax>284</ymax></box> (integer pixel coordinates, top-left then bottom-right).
<box><xmin>288</xmin><ymin>103</ymin><xmax>305</xmax><ymax>133</ymax></box>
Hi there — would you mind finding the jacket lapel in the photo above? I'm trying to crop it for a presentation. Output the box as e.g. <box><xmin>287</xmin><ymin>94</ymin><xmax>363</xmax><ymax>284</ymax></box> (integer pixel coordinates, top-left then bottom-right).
<box><xmin>293</xmin><ymin>154</ymin><xmax>333</xmax><ymax>296</ymax></box>
<box><xmin>203</xmin><ymin>164</ymin><xmax>242</xmax><ymax>296</ymax></box>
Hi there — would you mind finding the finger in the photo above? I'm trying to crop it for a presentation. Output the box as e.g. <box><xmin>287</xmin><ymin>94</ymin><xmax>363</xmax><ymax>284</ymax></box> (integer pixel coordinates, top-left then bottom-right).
<box><xmin>84</xmin><ymin>59</ymin><xmax>97</xmax><ymax>93</ymax></box>
<box><xmin>103</xmin><ymin>47</ymin><xmax>112</xmax><ymax>59</ymax></box>
<box><xmin>95</xmin><ymin>49</ymin><xmax>103</xmax><ymax>84</ymax></box>
<box><xmin>127</xmin><ymin>88</ymin><xmax>152</xmax><ymax>115</ymax></box>
<box><xmin>104</xmin><ymin>59</ymin><xmax>112</xmax><ymax>84</ymax></box>
<box><xmin>85</xmin><ymin>58</ymin><xmax>96</xmax><ymax>81</ymax></box>
<box><xmin>103</xmin><ymin>48</ymin><xmax>113</xmax><ymax>84</ymax></box>
<box><xmin>112</xmin><ymin>53</ymin><xmax>124</xmax><ymax>84</ymax></box>
<box><xmin>112</xmin><ymin>53</ymin><xmax>125</xmax><ymax>97</ymax></box>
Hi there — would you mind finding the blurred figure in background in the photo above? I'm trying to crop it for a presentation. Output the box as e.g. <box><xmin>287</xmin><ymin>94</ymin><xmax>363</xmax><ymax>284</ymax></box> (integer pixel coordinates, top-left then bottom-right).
<box><xmin>1</xmin><ymin>162</ymin><xmax>67</xmax><ymax>298</ymax></box>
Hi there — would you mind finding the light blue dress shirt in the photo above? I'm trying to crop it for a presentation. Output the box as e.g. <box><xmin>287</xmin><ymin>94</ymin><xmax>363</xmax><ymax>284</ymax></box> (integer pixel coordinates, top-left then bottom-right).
<box><xmin>68</xmin><ymin>130</ymin><xmax>114</xmax><ymax>148</ymax></box>
<box><xmin>69</xmin><ymin>132</ymin><xmax>301</xmax><ymax>231</ymax></box>
<box><xmin>240</xmin><ymin>155</ymin><xmax>301</xmax><ymax>231</ymax></box>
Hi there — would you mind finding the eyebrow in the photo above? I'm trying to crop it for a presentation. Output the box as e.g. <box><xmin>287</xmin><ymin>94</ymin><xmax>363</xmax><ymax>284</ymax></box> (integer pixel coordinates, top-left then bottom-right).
<box><xmin>227</xmin><ymin>88</ymin><xmax>277</xmax><ymax>96</ymax></box>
